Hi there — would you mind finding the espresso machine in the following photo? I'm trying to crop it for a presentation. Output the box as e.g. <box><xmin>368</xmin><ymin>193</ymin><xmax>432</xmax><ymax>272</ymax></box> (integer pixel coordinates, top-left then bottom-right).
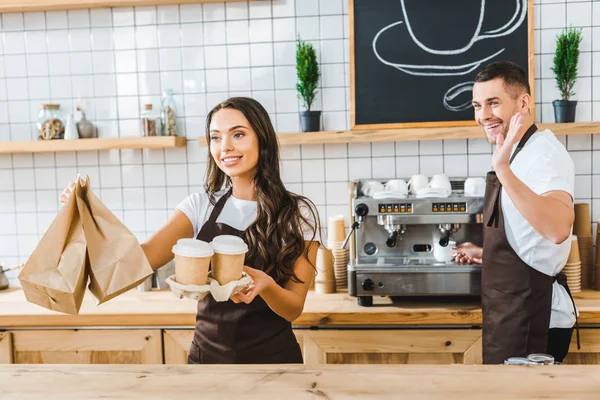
<box><xmin>347</xmin><ymin>179</ymin><xmax>484</xmax><ymax>306</ymax></box>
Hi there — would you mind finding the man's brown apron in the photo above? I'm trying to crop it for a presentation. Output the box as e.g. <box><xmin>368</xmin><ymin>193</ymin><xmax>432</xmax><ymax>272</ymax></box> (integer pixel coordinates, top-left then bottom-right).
<box><xmin>187</xmin><ymin>189</ymin><xmax>303</xmax><ymax>364</ymax></box>
<box><xmin>482</xmin><ymin>124</ymin><xmax>577</xmax><ymax>364</ymax></box>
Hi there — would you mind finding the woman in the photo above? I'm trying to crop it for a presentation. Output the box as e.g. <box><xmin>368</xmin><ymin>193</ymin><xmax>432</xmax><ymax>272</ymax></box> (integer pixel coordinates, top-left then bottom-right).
<box><xmin>60</xmin><ymin>97</ymin><xmax>320</xmax><ymax>364</ymax></box>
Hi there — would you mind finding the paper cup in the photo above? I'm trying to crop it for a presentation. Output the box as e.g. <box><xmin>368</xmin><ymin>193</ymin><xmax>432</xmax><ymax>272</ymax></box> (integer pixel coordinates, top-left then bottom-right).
<box><xmin>211</xmin><ymin>235</ymin><xmax>249</xmax><ymax>285</ymax></box>
<box><xmin>574</xmin><ymin>204</ymin><xmax>592</xmax><ymax>237</ymax></box>
<box><xmin>328</xmin><ymin>215</ymin><xmax>346</xmax><ymax>244</ymax></box>
<box><xmin>567</xmin><ymin>235</ymin><xmax>581</xmax><ymax>264</ymax></box>
<box><xmin>172</xmin><ymin>239</ymin><xmax>213</xmax><ymax>285</ymax></box>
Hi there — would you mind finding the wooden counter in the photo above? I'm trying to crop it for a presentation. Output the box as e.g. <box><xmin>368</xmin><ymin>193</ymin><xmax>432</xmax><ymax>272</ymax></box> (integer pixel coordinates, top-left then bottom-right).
<box><xmin>1</xmin><ymin>287</ymin><xmax>600</xmax><ymax>328</ymax></box>
<box><xmin>1</xmin><ymin>364</ymin><xmax>599</xmax><ymax>399</ymax></box>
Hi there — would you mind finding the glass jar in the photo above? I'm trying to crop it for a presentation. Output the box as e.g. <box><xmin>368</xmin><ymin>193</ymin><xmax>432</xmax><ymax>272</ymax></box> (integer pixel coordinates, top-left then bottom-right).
<box><xmin>141</xmin><ymin>104</ymin><xmax>160</xmax><ymax>137</ymax></box>
<box><xmin>37</xmin><ymin>104</ymin><xmax>65</xmax><ymax>140</ymax></box>
<box><xmin>160</xmin><ymin>89</ymin><xmax>178</xmax><ymax>136</ymax></box>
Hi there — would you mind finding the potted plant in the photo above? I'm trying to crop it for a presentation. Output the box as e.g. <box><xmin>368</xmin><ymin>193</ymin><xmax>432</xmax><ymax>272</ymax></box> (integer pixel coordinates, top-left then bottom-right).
<box><xmin>551</xmin><ymin>26</ymin><xmax>583</xmax><ymax>123</ymax></box>
<box><xmin>296</xmin><ymin>38</ymin><xmax>321</xmax><ymax>132</ymax></box>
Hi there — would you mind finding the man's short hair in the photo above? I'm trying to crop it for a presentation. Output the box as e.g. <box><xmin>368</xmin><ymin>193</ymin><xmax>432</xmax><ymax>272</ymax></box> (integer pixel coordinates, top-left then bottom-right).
<box><xmin>474</xmin><ymin>61</ymin><xmax>531</xmax><ymax>99</ymax></box>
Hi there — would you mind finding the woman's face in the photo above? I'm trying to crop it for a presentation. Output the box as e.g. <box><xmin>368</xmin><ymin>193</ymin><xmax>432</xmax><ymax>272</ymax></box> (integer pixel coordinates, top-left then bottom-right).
<box><xmin>209</xmin><ymin>108</ymin><xmax>260</xmax><ymax>180</ymax></box>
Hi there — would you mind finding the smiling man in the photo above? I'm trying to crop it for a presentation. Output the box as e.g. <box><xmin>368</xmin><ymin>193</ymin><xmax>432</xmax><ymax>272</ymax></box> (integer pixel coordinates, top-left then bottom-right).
<box><xmin>453</xmin><ymin>61</ymin><xmax>578</xmax><ymax>364</ymax></box>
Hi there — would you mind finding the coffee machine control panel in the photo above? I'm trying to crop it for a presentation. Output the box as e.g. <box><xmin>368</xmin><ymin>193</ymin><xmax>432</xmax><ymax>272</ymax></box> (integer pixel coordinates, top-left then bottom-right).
<box><xmin>431</xmin><ymin>202</ymin><xmax>467</xmax><ymax>213</ymax></box>
<box><xmin>378</xmin><ymin>203</ymin><xmax>413</xmax><ymax>214</ymax></box>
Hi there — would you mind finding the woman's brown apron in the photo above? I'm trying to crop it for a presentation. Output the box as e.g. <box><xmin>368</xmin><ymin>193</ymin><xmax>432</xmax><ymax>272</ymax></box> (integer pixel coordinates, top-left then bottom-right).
<box><xmin>187</xmin><ymin>189</ymin><xmax>303</xmax><ymax>364</ymax></box>
<box><xmin>482</xmin><ymin>124</ymin><xmax>578</xmax><ymax>364</ymax></box>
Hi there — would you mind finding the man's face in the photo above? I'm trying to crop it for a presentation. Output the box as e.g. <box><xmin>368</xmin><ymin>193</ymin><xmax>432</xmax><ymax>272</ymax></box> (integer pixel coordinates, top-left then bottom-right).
<box><xmin>472</xmin><ymin>78</ymin><xmax>525</xmax><ymax>144</ymax></box>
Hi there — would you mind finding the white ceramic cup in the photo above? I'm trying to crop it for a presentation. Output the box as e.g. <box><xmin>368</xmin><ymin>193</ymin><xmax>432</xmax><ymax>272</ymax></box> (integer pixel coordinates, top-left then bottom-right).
<box><xmin>429</xmin><ymin>173</ymin><xmax>452</xmax><ymax>191</ymax></box>
<box><xmin>464</xmin><ymin>177</ymin><xmax>486</xmax><ymax>196</ymax></box>
<box><xmin>362</xmin><ymin>181</ymin><xmax>385</xmax><ymax>196</ymax></box>
<box><xmin>433</xmin><ymin>240</ymin><xmax>456</xmax><ymax>263</ymax></box>
<box><xmin>384</xmin><ymin>179</ymin><xmax>408</xmax><ymax>195</ymax></box>
<box><xmin>407</xmin><ymin>174</ymin><xmax>429</xmax><ymax>194</ymax></box>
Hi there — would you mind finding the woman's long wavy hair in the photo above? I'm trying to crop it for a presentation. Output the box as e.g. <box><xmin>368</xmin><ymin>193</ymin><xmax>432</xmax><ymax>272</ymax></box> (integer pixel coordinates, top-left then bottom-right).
<box><xmin>204</xmin><ymin>97</ymin><xmax>321</xmax><ymax>284</ymax></box>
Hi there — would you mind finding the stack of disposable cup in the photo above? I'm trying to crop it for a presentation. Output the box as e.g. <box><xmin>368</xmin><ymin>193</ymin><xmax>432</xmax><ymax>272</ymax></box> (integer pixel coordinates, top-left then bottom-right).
<box><xmin>563</xmin><ymin>235</ymin><xmax>581</xmax><ymax>293</ymax></box>
<box><xmin>328</xmin><ymin>215</ymin><xmax>348</xmax><ymax>290</ymax></box>
<box><xmin>315</xmin><ymin>246</ymin><xmax>335</xmax><ymax>294</ymax></box>
<box><xmin>595</xmin><ymin>220</ymin><xmax>600</xmax><ymax>290</ymax></box>
<box><xmin>573</xmin><ymin>203</ymin><xmax>593</xmax><ymax>289</ymax></box>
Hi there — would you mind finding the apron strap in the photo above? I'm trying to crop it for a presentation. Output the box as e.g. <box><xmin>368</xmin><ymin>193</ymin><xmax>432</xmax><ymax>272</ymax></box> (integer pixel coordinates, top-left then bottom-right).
<box><xmin>554</xmin><ymin>273</ymin><xmax>581</xmax><ymax>350</ymax></box>
<box><xmin>486</xmin><ymin>124</ymin><xmax>538</xmax><ymax>229</ymax></box>
<box><xmin>207</xmin><ymin>188</ymin><xmax>233</xmax><ymax>225</ymax></box>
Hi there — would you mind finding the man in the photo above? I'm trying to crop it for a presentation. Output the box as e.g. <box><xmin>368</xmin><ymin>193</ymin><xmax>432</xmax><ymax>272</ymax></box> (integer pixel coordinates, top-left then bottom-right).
<box><xmin>453</xmin><ymin>61</ymin><xmax>578</xmax><ymax>364</ymax></box>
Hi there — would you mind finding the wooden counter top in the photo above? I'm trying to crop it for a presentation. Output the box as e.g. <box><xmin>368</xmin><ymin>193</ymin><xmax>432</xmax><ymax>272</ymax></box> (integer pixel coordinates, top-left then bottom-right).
<box><xmin>1</xmin><ymin>364</ymin><xmax>599</xmax><ymax>399</ymax></box>
<box><xmin>1</xmin><ymin>288</ymin><xmax>600</xmax><ymax>328</ymax></box>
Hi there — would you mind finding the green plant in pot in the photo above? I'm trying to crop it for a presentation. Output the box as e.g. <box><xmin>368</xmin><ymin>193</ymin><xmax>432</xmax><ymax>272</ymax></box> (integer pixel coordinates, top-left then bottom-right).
<box><xmin>551</xmin><ymin>26</ymin><xmax>583</xmax><ymax>123</ymax></box>
<box><xmin>296</xmin><ymin>39</ymin><xmax>321</xmax><ymax>132</ymax></box>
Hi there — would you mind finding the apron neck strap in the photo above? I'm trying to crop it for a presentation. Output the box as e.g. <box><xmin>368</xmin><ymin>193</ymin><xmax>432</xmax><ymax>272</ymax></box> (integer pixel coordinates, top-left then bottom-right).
<box><xmin>509</xmin><ymin>123</ymin><xmax>538</xmax><ymax>164</ymax></box>
<box><xmin>207</xmin><ymin>188</ymin><xmax>233</xmax><ymax>225</ymax></box>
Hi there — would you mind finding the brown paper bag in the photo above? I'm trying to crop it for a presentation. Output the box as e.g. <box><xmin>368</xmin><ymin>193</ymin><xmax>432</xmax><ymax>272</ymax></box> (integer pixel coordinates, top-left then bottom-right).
<box><xmin>75</xmin><ymin>178</ymin><xmax>153</xmax><ymax>304</ymax></box>
<box><xmin>19</xmin><ymin>177</ymin><xmax>153</xmax><ymax>314</ymax></box>
<box><xmin>18</xmin><ymin>181</ymin><xmax>88</xmax><ymax>315</ymax></box>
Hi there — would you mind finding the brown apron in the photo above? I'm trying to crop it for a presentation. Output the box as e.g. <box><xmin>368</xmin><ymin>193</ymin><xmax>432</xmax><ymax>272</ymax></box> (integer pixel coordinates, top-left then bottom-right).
<box><xmin>482</xmin><ymin>124</ymin><xmax>578</xmax><ymax>364</ymax></box>
<box><xmin>187</xmin><ymin>189</ymin><xmax>303</xmax><ymax>364</ymax></box>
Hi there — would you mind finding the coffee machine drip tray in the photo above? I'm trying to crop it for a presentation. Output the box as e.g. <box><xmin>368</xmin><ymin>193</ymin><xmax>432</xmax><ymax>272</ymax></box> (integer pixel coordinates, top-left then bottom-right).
<box><xmin>348</xmin><ymin>261</ymin><xmax>481</xmax><ymax>298</ymax></box>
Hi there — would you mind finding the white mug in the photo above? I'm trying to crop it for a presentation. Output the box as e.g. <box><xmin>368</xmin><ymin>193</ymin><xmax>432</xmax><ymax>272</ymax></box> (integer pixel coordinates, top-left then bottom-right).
<box><xmin>433</xmin><ymin>240</ymin><xmax>456</xmax><ymax>263</ymax></box>
<box><xmin>385</xmin><ymin>179</ymin><xmax>408</xmax><ymax>195</ymax></box>
<box><xmin>464</xmin><ymin>177</ymin><xmax>486</xmax><ymax>196</ymax></box>
<box><xmin>429</xmin><ymin>173</ymin><xmax>452</xmax><ymax>191</ymax></box>
<box><xmin>362</xmin><ymin>181</ymin><xmax>385</xmax><ymax>197</ymax></box>
<box><xmin>407</xmin><ymin>174</ymin><xmax>429</xmax><ymax>194</ymax></box>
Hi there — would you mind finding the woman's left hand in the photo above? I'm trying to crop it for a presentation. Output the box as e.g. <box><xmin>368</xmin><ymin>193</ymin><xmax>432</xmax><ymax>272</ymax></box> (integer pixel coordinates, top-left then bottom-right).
<box><xmin>230</xmin><ymin>266</ymin><xmax>275</xmax><ymax>304</ymax></box>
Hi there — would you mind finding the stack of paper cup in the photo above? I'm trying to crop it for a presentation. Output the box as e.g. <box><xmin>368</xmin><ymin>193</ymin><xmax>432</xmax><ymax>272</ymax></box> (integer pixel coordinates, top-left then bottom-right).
<box><xmin>327</xmin><ymin>215</ymin><xmax>348</xmax><ymax>290</ymax></box>
<box><xmin>563</xmin><ymin>235</ymin><xmax>581</xmax><ymax>293</ymax></box>
<box><xmin>594</xmin><ymin>220</ymin><xmax>600</xmax><ymax>290</ymax></box>
<box><xmin>574</xmin><ymin>203</ymin><xmax>593</xmax><ymax>289</ymax></box>
<box><xmin>315</xmin><ymin>246</ymin><xmax>335</xmax><ymax>294</ymax></box>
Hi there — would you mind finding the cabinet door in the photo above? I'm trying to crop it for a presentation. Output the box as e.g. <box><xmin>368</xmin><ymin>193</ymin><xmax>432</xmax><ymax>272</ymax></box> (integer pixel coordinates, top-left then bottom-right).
<box><xmin>0</xmin><ymin>332</ymin><xmax>12</xmax><ymax>363</ymax></box>
<box><xmin>163</xmin><ymin>330</ymin><xmax>194</xmax><ymax>364</ymax></box>
<box><xmin>301</xmin><ymin>330</ymin><xmax>482</xmax><ymax>365</ymax></box>
<box><xmin>163</xmin><ymin>330</ymin><xmax>306</xmax><ymax>364</ymax></box>
<box><xmin>10</xmin><ymin>330</ymin><xmax>162</xmax><ymax>364</ymax></box>
<box><xmin>564</xmin><ymin>328</ymin><xmax>600</xmax><ymax>365</ymax></box>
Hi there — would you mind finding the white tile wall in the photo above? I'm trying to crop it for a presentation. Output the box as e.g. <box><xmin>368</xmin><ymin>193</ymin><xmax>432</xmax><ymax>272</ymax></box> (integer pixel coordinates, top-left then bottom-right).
<box><xmin>1</xmin><ymin>0</ymin><xmax>600</xmax><ymax>284</ymax></box>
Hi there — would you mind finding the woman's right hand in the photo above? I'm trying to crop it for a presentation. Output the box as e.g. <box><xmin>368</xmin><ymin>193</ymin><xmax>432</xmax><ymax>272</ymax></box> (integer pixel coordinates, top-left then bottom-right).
<box><xmin>59</xmin><ymin>180</ymin><xmax>77</xmax><ymax>204</ymax></box>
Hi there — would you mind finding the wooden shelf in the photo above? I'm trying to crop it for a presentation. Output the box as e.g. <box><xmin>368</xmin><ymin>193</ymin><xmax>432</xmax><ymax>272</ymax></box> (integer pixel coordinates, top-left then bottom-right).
<box><xmin>0</xmin><ymin>0</ymin><xmax>253</xmax><ymax>13</ymax></box>
<box><xmin>0</xmin><ymin>136</ymin><xmax>187</xmax><ymax>154</ymax></box>
<box><xmin>198</xmin><ymin>122</ymin><xmax>600</xmax><ymax>147</ymax></box>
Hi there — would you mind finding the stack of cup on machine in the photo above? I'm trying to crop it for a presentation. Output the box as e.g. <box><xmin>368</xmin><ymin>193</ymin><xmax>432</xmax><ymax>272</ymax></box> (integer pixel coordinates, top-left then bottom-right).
<box><xmin>328</xmin><ymin>215</ymin><xmax>348</xmax><ymax>290</ymax></box>
<box><xmin>573</xmin><ymin>203</ymin><xmax>593</xmax><ymax>289</ymax></box>
<box><xmin>563</xmin><ymin>235</ymin><xmax>582</xmax><ymax>293</ymax></box>
<box><xmin>314</xmin><ymin>246</ymin><xmax>335</xmax><ymax>294</ymax></box>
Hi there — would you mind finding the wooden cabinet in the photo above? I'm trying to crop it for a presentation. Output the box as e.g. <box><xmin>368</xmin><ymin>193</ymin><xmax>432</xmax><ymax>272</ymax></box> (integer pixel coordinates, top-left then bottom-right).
<box><xmin>9</xmin><ymin>330</ymin><xmax>162</xmax><ymax>364</ymax></box>
<box><xmin>162</xmin><ymin>329</ymin><xmax>481</xmax><ymax>365</ymax></box>
<box><xmin>4</xmin><ymin>328</ymin><xmax>600</xmax><ymax>365</ymax></box>
<box><xmin>0</xmin><ymin>333</ymin><xmax>12</xmax><ymax>364</ymax></box>
<box><xmin>564</xmin><ymin>328</ymin><xmax>600</xmax><ymax>365</ymax></box>
<box><xmin>301</xmin><ymin>330</ymin><xmax>482</xmax><ymax>365</ymax></box>
<box><xmin>163</xmin><ymin>330</ymin><xmax>194</xmax><ymax>364</ymax></box>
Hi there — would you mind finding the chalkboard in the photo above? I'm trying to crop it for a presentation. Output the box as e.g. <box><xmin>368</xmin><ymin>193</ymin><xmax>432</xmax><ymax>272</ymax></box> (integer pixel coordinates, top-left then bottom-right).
<box><xmin>350</xmin><ymin>0</ymin><xmax>534</xmax><ymax>130</ymax></box>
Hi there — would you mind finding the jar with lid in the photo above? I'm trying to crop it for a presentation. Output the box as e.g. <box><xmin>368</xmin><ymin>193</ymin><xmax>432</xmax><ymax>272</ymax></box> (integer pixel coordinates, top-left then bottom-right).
<box><xmin>37</xmin><ymin>104</ymin><xmax>65</xmax><ymax>140</ymax></box>
<box><xmin>160</xmin><ymin>89</ymin><xmax>178</xmax><ymax>136</ymax></box>
<box><xmin>141</xmin><ymin>104</ymin><xmax>160</xmax><ymax>137</ymax></box>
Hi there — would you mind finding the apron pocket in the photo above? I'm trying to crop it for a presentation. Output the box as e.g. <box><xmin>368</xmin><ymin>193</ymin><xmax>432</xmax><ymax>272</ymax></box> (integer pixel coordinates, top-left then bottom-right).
<box><xmin>187</xmin><ymin>341</ymin><xmax>201</xmax><ymax>364</ymax></box>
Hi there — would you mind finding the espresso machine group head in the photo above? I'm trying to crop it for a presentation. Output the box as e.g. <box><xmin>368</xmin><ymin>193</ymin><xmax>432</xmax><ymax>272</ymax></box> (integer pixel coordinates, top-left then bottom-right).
<box><xmin>347</xmin><ymin>179</ymin><xmax>484</xmax><ymax>306</ymax></box>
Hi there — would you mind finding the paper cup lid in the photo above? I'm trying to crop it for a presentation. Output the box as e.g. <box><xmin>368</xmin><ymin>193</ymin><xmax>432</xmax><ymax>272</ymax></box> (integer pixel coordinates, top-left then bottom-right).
<box><xmin>212</xmin><ymin>235</ymin><xmax>249</xmax><ymax>255</ymax></box>
<box><xmin>172</xmin><ymin>238</ymin><xmax>214</xmax><ymax>258</ymax></box>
